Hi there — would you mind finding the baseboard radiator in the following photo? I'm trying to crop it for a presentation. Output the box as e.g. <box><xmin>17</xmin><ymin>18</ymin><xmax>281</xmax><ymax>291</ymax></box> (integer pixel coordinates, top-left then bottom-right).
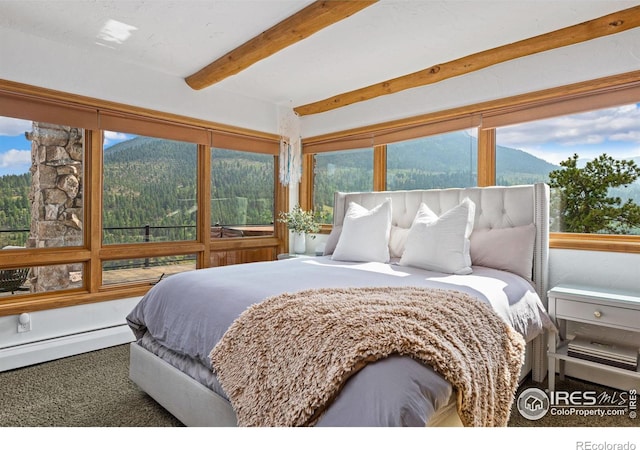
<box><xmin>0</xmin><ymin>324</ymin><xmax>134</xmax><ymax>372</ymax></box>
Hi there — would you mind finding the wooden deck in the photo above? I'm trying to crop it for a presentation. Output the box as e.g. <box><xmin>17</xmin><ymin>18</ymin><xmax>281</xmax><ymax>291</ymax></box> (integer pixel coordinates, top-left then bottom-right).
<box><xmin>101</xmin><ymin>262</ymin><xmax>196</xmax><ymax>285</ymax></box>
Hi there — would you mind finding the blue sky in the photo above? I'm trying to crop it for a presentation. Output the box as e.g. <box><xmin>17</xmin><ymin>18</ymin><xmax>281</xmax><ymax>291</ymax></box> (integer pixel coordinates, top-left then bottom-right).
<box><xmin>0</xmin><ymin>120</ymin><xmax>134</xmax><ymax>176</ymax></box>
<box><xmin>103</xmin><ymin>130</ymin><xmax>133</xmax><ymax>149</ymax></box>
<box><xmin>0</xmin><ymin>117</ymin><xmax>31</xmax><ymax>176</ymax></box>
<box><xmin>1</xmin><ymin>103</ymin><xmax>639</xmax><ymax>176</ymax></box>
<box><xmin>496</xmin><ymin>103</ymin><xmax>640</xmax><ymax>165</ymax></box>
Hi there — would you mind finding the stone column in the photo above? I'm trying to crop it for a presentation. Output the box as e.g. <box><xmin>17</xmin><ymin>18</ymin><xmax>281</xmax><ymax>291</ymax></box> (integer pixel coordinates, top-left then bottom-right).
<box><xmin>25</xmin><ymin>122</ymin><xmax>84</xmax><ymax>292</ymax></box>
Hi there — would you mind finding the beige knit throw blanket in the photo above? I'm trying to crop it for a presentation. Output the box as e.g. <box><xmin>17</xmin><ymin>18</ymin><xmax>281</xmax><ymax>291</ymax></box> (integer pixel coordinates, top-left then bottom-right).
<box><xmin>209</xmin><ymin>286</ymin><xmax>525</xmax><ymax>427</ymax></box>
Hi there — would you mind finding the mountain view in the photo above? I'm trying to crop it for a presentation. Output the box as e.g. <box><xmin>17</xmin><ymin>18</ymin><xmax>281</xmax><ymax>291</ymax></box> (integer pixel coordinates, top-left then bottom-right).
<box><xmin>313</xmin><ymin>132</ymin><xmax>561</xmax><ymax>212</ymax></box>
<box><xmin>1</xmin><ymin>131</ymin><xmax>639</xmax><ymax>247</ymax></box>
<box><xmin>102</xmin><ymin>136</ymin><xmax>275</xmax><ymax>243</ymax></box>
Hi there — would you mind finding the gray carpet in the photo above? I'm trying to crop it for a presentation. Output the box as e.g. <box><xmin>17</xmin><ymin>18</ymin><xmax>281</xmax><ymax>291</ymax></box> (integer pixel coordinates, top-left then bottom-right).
<box><xmin>0</xmin><ymin>344</ymin><xmax>636</xmax><ymax>427</ymax></box>
<box><xmin>0</xmin><ymin>345</ymin><xmax>182</xmax><ymax>427</ymax></box>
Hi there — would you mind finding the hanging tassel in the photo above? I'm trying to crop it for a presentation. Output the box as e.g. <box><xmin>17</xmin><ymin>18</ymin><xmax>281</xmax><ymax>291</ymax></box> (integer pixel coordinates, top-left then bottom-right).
<box><xmin>278</xmin><ymin>106</ymin><xmax>302</xmax><ymax>186</ymax></box>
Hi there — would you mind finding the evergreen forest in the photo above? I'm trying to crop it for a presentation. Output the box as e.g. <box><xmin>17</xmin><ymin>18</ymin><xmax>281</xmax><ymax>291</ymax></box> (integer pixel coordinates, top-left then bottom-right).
<box><xmin>102</xmin><ymin>137</ymin><xmax>275</xmax><ymax>244</ymax></box>
<box><xmin>1</xmin><ymin>132</ymin><xmax>640</xmax><ymax>249</ymax></box>
<box><xmin>312</xmin><ymin>132</ymin><xmax>563</xmax><ymax>222</ymax></box>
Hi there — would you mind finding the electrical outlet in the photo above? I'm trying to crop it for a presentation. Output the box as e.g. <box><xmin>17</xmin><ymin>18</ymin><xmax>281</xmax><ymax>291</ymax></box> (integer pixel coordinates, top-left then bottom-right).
<box><xmin>17</xmin><ymin>313</ymin><xmax>31</xmax><ymax>333</ymax></box>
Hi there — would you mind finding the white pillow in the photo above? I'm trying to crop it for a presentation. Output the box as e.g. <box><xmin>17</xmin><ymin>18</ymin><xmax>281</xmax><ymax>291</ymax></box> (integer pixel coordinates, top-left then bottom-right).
<box><xmin>331</xmin><ymin>199</ymin><xmax>392</xmax><ymax>263</ymax></box>
<box><xmin>326</xmin><ymin>223</ymin><xmax>409</xmax><ymax>258</ymax></box>
<box><xmin>388</xmin><ymin>225</ymin><xmax>410</xmax><ymax>258</ymax></box>
<box><xmin>470</xmin><ymin>223</ymin><xmax>536</xmax><ymax>280</ymax></box>
<box><xmin>322</xmin><ymin>225</ymin><xmax>342</xmax><ymax>256</ymax></box>
<box><xmin>399</xmin><ymin>198</ymin><xmax>475</xmax><ymax>274</ymax></box>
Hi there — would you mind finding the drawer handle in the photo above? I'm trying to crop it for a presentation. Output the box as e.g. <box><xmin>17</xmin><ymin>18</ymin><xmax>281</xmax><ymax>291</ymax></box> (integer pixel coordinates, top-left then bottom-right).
<box><xmin>593</xmin><ymin>310</ymin><xmax>602</xmax><ymax>319</ymax></box>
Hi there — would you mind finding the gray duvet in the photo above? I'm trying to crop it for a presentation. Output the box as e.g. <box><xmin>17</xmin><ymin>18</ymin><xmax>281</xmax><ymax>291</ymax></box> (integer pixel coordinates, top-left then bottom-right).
<box><xmin>126</xmin><ymin>256</ymin><xmax>553</xmax><ymax>426</ymax></box>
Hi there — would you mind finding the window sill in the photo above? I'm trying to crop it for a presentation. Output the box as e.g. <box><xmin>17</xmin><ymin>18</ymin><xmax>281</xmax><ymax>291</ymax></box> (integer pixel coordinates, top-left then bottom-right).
<box><xmin>550</xmin><ymin>232</ymin><xmax>640</xmax><ymax>253</ymax></box>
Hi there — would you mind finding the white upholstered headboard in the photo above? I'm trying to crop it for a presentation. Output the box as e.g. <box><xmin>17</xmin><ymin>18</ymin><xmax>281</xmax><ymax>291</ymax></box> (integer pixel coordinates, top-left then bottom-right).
<box><xmin>333</xmin><ymin>183</ymin><xmax>550</xmax><ymax>306</ymax></box>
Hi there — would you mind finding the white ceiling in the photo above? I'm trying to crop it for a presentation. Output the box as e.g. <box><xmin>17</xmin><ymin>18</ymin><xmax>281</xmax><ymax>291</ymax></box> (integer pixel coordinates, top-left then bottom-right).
<box><xmin>1</xmin><ymin>0</ymin><xmax>638</xmax><ymax>110</ymax></box>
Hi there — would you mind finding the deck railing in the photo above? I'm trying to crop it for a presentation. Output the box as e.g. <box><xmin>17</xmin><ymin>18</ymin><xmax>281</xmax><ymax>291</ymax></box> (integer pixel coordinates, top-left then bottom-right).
<box><xmin>0</xmin><ymin>223</ymin><xmax>274</xmax><ymax>270</ymax></box>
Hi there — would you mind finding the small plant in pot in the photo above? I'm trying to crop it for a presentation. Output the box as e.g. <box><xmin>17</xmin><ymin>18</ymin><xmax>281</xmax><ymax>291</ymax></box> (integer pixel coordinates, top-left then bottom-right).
<box><xmin>277</xmin><ymin>205</ymin><xmax>321</xmax><ymax>254</ymax></box>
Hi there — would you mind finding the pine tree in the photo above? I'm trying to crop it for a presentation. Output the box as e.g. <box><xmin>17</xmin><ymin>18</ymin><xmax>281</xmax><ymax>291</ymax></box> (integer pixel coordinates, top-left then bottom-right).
<box><xmin>549</xmin><ymin>153</ymin><xmax>640</xmax><ymax>234</ymax></box>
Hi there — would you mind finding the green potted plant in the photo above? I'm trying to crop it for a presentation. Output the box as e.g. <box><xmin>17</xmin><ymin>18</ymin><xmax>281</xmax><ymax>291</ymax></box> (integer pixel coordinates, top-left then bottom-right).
<box><xmin>278</xmin><ymin>205</ymin><xmax>321</xmax><ymax>254</ymax></box>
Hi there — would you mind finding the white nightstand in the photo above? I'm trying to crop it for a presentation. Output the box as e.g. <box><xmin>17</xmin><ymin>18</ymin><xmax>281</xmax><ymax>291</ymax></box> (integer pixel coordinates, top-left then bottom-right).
<box><xmin>547</xmin><ymin>285</ymin><xmax>640</xmax><ymax>391</ymax></box>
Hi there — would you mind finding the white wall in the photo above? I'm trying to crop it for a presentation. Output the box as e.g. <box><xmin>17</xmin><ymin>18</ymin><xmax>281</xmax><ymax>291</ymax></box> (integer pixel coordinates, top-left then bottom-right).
<box><xmin>0</xmin><ymin>297</ymin><xmax>139</xmax><ymax>371</ymax></box>
<box><xmin>549</xmin><ymin>249</ymin><xmax>640</xmax><ymax>293</ymax></box>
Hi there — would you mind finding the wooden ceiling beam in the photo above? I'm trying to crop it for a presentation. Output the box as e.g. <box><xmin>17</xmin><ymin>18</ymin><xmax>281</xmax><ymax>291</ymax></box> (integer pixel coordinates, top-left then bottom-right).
<box><xmin>185</xmin><ymin>0</ymin><xmax>378</xmax><ymax>90</ymax></box>
<box><xmin>294</xmin><ymin>5</ymin><xmax>640</xmax><ymax>116</ymax></box>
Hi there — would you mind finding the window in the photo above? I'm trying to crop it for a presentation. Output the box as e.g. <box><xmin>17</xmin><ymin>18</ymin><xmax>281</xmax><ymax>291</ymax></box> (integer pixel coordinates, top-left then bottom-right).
<box><xmin>313</xmin><ymin>148</ymin><xmax>374</xmax><ymax>223</ymax></box>
<box><xmin>300</xmin><ymin>74</ymin><xmax>640</xmax><ymax>251</ymax></box>
<box><xmin>496</xmin><ymin>103</ymin><xmax>640</xmax><ymax>235</ymax></box>
<box><xmin>0</xmin><ymin>81</ymin><xmax>284</xmax><ymax>314</ymax></box>
<box><xmin>386</xmin><ymin>130</ymin><xmax>477</xmax><ymax>190</ymax></box>
<box><xmin>0</xmin><ymin>264</ymin><xmax>84</xmax><ymax>298</ymax></box>
<box><xmin>102</xmin><ymin>255</ymin><xmax>196</xmax><ymax>285</ymax></box>
<box><xmin>0</xmin><ymin>116</ymin><xmax>85</xmax><ymax>250</ymax></box>
<box><xmin>102</xmin><ymin>133</ymin><xmax>198</xmax><ymax>244</ymax></box>
<box><xmin>210</xmin><ymin>148</ymin><xmax>275</xmax><ymax>238</ymax></box>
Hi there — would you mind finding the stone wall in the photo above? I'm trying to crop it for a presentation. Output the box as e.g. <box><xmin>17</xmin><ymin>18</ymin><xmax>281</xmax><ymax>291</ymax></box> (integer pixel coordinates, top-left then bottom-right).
<box><xmin>25</xmin><ymin>122</ymin><xmax>84</xmax><ymax>292</ymax></box>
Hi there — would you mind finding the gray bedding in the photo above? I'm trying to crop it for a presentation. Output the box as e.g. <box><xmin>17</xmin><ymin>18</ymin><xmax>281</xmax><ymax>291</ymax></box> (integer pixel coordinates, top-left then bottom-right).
<box><xmin>126</xmin><ymin>256</ymin><xmax>553</xmax><ymax>426</ymax></box>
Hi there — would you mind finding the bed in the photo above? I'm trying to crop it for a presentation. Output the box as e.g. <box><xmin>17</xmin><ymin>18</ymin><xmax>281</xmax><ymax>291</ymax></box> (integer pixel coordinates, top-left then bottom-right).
<box><xmin>127</xmin><ymin>183</ymin><xmax>553</xmax><ymax>427</ymax></box>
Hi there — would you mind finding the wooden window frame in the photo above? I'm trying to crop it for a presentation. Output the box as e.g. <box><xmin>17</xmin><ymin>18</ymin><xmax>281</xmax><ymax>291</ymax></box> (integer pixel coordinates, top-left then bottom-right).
<box><xmin>0</xmin><ymin>79</ymin><xmax>286</xmax><ymax>316</ymax></box>
<box><xmin>302</xmin><ymin>147</ymin><xmax>378</xmax><ymax>233</ymax></box>
<box><xmin>301</xmin><ymin>70</ymin><xmax>640</xmax><ymax>254</ymax></box>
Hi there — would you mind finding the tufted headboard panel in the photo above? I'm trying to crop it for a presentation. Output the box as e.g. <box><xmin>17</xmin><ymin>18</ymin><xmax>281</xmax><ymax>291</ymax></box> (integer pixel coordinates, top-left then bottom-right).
<box><xmin>333</xmin><ymin>183</ymin><xmax>550</xmax><ymax>306</ymax></box>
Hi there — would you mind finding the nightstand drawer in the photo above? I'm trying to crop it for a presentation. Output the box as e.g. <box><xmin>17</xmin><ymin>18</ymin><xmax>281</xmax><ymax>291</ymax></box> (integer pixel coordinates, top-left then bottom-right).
<box><xmin>555</xmin><ymin>299</ymin><xmax>640</xmax><ymax>331</ymax></box>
